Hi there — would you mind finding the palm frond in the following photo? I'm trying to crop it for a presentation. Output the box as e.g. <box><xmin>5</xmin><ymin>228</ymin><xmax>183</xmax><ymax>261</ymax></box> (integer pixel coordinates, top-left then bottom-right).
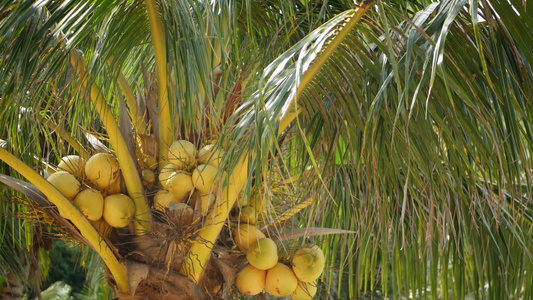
<box><xmin>222</xmin><ymin>0</ymin><xmax>533</xmax><ymax>298</ymax></box>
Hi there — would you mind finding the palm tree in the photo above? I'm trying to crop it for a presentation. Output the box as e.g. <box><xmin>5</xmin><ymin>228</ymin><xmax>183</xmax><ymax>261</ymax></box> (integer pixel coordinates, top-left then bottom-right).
<box><xmin>1</xmin><ymin>0</ymin><xmax>532</xmax><ymax>299</ymax></box>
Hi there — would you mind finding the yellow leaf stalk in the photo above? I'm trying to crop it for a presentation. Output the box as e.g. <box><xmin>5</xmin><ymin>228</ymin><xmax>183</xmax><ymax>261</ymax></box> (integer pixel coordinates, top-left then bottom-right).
<box><xmin>69</xmin><ymin>50</ymin><xmax>151</xmax><ymax>234</ymax></box>
<box><xmin>182</xmin><ymin>157</ymin><xmax>248</xmax><ymax>283</ymax></box>
<box><xmin>146</xmin><ymin>0</ymin><xmax>172</xmax><ymax>166</ymax></box>
<box><xmin>278</xmin><ymin>2</ymin><xmax>375</xmax><ymax>134</ymax></box>
<box><xmin>0</xmin><ymin>147</ymin><xmax>129</xmax><ymax>293</ymax></box>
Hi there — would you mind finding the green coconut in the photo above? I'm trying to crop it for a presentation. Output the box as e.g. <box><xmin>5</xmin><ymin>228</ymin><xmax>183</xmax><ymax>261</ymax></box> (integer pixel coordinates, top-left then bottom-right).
<box><xmin>246</xmin><ymin>238</ymin><xmax>278</xmax><ymax>270</ymax></box>
<box><xmin>291</xmin><ymin>244</ymin><xmax>325</xmax><ymax>283</ymax></box>
<box><xmin>142</xmin><ymin>169</ymin><xmax>155</xmax><ymax>184</ymax></box>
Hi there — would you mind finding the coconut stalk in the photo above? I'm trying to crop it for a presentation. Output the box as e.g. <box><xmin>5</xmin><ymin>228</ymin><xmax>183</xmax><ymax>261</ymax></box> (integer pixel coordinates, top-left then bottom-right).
<box><xmin>69</xmin><ymin>50</ymin><xmax>152</xmax><ymax>234</ymax></box>
<box><xmin>0</xmin><ymin>147</ymin><xmax>130</xmax><ymax>293</ymax></box>
<box><xmin>145</xmin><ymin>0</ymin><xmax>172</xmax><ymax>166</ymax></box>
<box><xmin>181</xmin><ymin>156</ymin><xmax>249</xmax><ymax>283</ymax></box>
<box><xmin>181</xmin><ymin>2</ymin><xmax>376</xmax><ymax>283</ymax></box>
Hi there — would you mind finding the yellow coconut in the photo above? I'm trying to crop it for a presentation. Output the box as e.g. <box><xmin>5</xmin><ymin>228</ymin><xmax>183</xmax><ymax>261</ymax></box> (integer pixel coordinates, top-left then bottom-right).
<box><xmin>233</xmin><ymin>224</ymin><xmax>266</xmax><ymax>251</ymax></box>
<box><xmin>168</xmin><ymin>140</ymin><xmax>195</xmax><ymax>168</ymax></box>
<box><xmin>159</xmin><ymin>163</ymin><xmax>177</xmax><ymax>187</ymax></box>
<box><xmin>85</xmin><ymin>153</ymin><xmax>120</xmax><ymax>190</ymax></box>
<box><xmin>47</xmin><ymin>171</ymin><xmax>81</xmax><ymax>199</ymax></box>
<box><xmin>265</xmin><ymin>262</ymin><xmax>299</xmax><ymax>297</ymax></box>
<box><xmin>290</xmin><ymin>281</ymin><xmax>318</xmax><ymax>300</ymax></box>
<box><xmin>197</xmin><ymin>144</ymin><xmax>223</xmax><ymax>168</ymax></box>
<box><xmin>191</xmin><ymin>164</ymin><xmax>218</xmax><ymax>193</ymax></box>
<box><xmin>246</xmin><ymin>238</ymin><xmax>278</xmax><ymax>270</ymax></box>
<box><xmin>58</xmin><ymin>155</ymin><xmax>86</xmax><ymax>178</ymax></box>
<box><xmin>91</xmin><ymin>218</ymin><xmax>112</xmax><ymax>238</ymax></box>
<box><xmin>239</xmin><ymin>206</ymin><xmax>258</xmax><ymax>224</ymax></box>
<box><xmin>249</xmin><ymin>194</ymin><xmax>269</xmax><ymax>213</ymax></box>
<box><xmin>153</xmin><ymin>189</ymin><xmax>181</xmax><ymax>211</ymax></box>
<box><xmin>197</xmin><ymin>144</ymin><xmax>212</xmax><ymax>161</ymax></box>
<box><xmin>73</xmin><ymin>188</ymin><xmax>104</xmax><ymax>221</ymax></box>
<box><xmin>166</xmin><ymin>171</ymin><xmax>194</xmax><ymax>201</ymax></box>
<box><xmin>291</xmin><ymin>244</ymin><xmax>325</xmax><ymax>283</ymax></box>
<box><xmin>235</xmin><ymin>264</ymin><xmax>266</xmax><ymax>296</ymax></box>
<box><xmin>103</xmin><ymin>193</ymin><xmax>135</xmax><ymax>228</ymax></box>
<box><xmin>142</xmin><ymin>169</ymin><xmax>155</xmax><ymax>184</ymax></box>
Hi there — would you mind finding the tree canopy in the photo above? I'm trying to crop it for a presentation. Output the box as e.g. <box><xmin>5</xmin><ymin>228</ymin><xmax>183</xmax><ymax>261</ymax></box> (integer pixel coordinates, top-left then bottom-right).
<box><xmin>1</xmin><ymin>0</ymin><xmax>532</xmax><ymax>299</ymax></box>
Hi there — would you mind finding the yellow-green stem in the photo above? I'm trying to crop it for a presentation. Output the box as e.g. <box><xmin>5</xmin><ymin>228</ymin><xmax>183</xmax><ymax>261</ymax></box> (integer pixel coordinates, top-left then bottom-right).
<box><xmin>181</xmin><ymin>157</ymin><xmax>248</xmax><ymax>283</ymax></box>
<box><xmin>146</xmin><ymin>0</ymin><xmax>172</xmax><ymax>167</ymax></box>
<box><xmin>278</xmin><ymin>3</ymin><xmax>374</xmax><ymax>134</ymax></box>
<box><xmin>0</xmin><ymin>147</ymin><xmax>129</xmax><ymax>293</ymax></box>
<box><xmin>69</xmin><ymin>51</ymin><xmax>152</xmax><ymax>234</ymax></box>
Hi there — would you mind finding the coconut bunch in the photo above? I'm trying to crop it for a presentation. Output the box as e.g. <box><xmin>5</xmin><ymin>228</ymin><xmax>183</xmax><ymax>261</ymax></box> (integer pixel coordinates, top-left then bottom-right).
<box><xmin>46</xmin><ymin>138</ymin><xmax>324</xmax><ymax>299</ymax></box>
<box><xmin>232</xmin><ymin>221</ymin><xmax>325</xmax><ymax>299</ymax></box>
<box><xmin>154</xmin><ymin>139</ymin><xmax>224</xmax><ymax>220</ymax></box>
<box><xmin>47</xmin><ymin>153</ymin><xmax>136</xmax><ymax>236</ymax></box>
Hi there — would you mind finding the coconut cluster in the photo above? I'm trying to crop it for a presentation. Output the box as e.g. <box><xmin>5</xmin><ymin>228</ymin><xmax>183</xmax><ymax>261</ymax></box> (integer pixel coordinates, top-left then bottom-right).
<box><xmin>154</xmin><ymin>139</ymin><xmax>224</xmax><ymax>217</ymax></box>
<box><xmin>232</xmin><ymin>221</ymin><xmax>325</xmax><ymax>299</ymax></box>
<box><xmin>47</xmin><ymin>153</ymin><xmax>136</xmax><ymax>235</ymax></box>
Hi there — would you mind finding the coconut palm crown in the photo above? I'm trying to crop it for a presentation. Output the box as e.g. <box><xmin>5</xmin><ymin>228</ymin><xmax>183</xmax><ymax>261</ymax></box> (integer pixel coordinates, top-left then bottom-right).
<box><xmin>1</xmin><ymin>0</ymin><xmax>533</xmax><ymax>299</ymax></box>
